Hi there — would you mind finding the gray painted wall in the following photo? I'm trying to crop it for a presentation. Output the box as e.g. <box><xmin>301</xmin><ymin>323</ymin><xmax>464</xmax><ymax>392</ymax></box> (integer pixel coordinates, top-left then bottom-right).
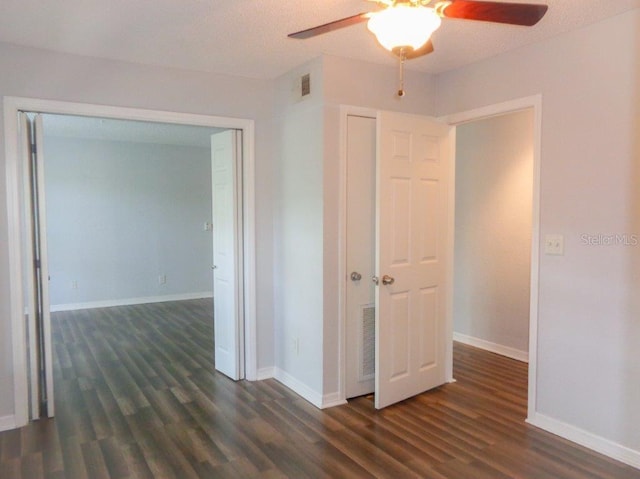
<box><xmin>454</xmin><ymin>110</ymin><xmax>533</xmax><ymax>354</ymax></box>
<box><xmin>273</xmin><ymin>59</ymin><xmax>326</xmax><ymax>399</ymax></box>
<box><xmin>436</xmin><ymin>8</ymin><xmax>640</xmax><ymax>454</ymax></box>
<box><xmin>43</xmin><ymin>134</ymin><xmax>213</xmax><ymax>307</ymax></box>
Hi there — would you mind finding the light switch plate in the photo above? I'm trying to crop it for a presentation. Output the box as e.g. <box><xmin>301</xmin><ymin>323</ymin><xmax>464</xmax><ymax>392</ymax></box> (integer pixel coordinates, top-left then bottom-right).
<box><xmin>545</xmin><ymin>234</ymin><xmax>564</xmax><ymax>255</ymax></box>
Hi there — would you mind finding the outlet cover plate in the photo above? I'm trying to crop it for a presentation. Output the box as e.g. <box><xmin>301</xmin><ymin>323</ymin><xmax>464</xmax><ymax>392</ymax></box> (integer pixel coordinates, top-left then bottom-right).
<box><xmin>545</xmin><ymin>234</ymin><xmax>564</xmax><ymax>255</ymax></box>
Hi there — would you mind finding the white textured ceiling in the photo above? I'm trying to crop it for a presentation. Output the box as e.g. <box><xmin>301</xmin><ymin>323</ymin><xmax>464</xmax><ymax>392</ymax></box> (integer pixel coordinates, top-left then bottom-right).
<box><xmin>1</xmin><ymin>0</ymin><xmax>639</xmax><ymax>79</ymax></box>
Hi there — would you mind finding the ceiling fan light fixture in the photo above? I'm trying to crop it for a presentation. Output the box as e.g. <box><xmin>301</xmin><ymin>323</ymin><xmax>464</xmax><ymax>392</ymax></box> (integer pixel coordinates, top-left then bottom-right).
<box><xmin>367</xmin><ymin>5</ymin><xmax>442</xmax><ymax>52</ymax></box>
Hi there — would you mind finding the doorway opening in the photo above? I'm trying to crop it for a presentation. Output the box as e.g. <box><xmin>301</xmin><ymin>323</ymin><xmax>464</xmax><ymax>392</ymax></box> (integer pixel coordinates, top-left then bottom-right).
<box><xmin>4</xmin><ymin>97</ymin><xmax>257</xmax><ymax>428</ymax></box>
<box><xmin>451</xmin><ymin>108</ymin><xmax>534</xmax><ymax>419</ymax></box>
<box><xmin>452</xmin><ymin>109</ymin><xmax>534</xmax><ymax>363</ymax></box>
<box><xmin>445</xmin><ymin>96</ymin><xmax>542</xmax><ymax>420</ymax></box>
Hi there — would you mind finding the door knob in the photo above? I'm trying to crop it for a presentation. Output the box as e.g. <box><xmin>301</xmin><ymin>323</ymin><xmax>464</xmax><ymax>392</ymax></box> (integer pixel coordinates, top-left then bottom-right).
<box><xmin>350</xmin><ymin>271</ymin><xmax>362</xmax><ymax>281</ymax></box>
<box><xmin>382</xmin><ymin>274</ymin><xmax>395</xmax><ymax>285</ymax></box>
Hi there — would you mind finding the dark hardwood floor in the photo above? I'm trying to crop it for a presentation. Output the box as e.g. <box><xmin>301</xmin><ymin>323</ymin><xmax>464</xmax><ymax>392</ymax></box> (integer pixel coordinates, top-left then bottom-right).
<box><xmin>1</xmin><ymin>299</ymin><xmax>638</xmax><ymax>478</ymax></box>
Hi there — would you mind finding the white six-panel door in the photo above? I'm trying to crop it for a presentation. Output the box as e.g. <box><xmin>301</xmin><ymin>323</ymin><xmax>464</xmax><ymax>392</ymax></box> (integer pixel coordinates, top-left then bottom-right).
<box><xmin>211</xmin><ymin>130</ymin><xmax>243</xmax><ymax>380</ymax></box>
<box><xmin>374</xmin><ymin>111</ymin><xmax>451</xmax><ymax>409</ymax></box>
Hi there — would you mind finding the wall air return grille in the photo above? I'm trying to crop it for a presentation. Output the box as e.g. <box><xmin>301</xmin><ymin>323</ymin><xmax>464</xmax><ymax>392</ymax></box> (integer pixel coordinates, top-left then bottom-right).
<box><xmin>362</xmin><ymin>305</ymin><xmax>375</xmax><ymax>378</ymax></box>
<box><xmin>301</xmin><ymin>73</ymin><xmax>311</xmax><ymax>97</ymax></box>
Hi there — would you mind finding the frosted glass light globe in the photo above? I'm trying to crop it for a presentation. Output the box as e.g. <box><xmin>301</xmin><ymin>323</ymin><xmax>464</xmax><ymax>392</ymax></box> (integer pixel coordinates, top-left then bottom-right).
<box><xmin>368</xmin><ymin>5</ymin><xmax>442</xmax><ymax>51</ymax></box>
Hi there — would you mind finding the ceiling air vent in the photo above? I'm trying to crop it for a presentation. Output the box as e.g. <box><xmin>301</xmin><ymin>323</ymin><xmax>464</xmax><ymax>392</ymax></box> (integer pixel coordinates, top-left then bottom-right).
<box><xmin>301</xmin><ymin>73</ymin><xmax>311</xmax><ymax>97</ymax></box>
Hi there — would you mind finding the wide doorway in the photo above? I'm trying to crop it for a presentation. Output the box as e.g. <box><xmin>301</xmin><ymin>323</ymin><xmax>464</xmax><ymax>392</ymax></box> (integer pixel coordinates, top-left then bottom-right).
<box><xmin>5</xmin><ymin>97</ymin><xmax>256</xmax><ymax>428</ymax></box>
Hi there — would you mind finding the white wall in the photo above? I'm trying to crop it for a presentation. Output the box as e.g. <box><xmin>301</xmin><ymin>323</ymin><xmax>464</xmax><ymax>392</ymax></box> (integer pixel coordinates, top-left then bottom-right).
<box><xmin>43</xmin><ymin>135</ymin><xmax>213</xmax><ymax>308</ymax></box>
<box><xmin>454</xmin><ymin>110</ymin><xmax>533</xmax><ymax>356</ymax></box>
<box><xmin>272</xmin><ymin>58</ymin><xmax>326</xmax><ymax>400</ymax></box>
<box><xmin>437</xmin><ymin>9</ymin><xmax>640</xmax><ymax>458</ymax></box>
<box><xmin>322</xmin><ymin>54</ymin><xmax>436</xmax><ymax>114</ymax></box>
<box><xmin>0</xmin><ymin>41</ymin><xmax>276</xmax><ymax>421</ymax></box>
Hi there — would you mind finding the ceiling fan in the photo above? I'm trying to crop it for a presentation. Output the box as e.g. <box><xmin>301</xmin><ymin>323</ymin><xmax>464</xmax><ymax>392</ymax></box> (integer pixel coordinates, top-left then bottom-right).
<box><xmin>288</xmin><ymin>0</ymin><xmax>548</xmax><ymax>96</ymax></box>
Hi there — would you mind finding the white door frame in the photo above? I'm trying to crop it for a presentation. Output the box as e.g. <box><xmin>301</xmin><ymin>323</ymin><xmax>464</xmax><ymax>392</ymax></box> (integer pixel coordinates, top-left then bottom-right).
<box><xmin>440</xmin><ymin>94</ymin><xmax>543</xmax><ymax>421</ymax></box>
<box><xmin>337</xmin><ymin>96</ymin><xmax>541</xmax><ymax>419</ymax></box>
<box><xmin>3</xmin><ymin>96</ymin><xmax>258</xmax><ymax>428</ymax></box>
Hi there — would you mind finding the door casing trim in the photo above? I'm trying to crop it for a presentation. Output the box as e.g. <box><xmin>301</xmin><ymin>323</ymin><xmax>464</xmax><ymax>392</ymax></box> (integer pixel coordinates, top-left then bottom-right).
<box><xmin>441</xmin><ymin>94</ymin><xmax>543</xmax><ymax>420</ymax></box>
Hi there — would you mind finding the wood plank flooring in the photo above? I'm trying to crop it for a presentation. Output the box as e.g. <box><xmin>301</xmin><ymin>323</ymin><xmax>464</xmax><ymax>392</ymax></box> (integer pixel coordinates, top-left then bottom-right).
<box><xmin>1</xmin><ymin>299</ymin><xmax>638</xmax><ymax>478</ymax></box>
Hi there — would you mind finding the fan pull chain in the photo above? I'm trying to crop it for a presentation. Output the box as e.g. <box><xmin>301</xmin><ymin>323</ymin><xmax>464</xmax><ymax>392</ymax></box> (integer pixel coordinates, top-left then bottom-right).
<box><xmin>397</xmin><ymin>48</ymin><xmax>406</xmax><ymax>98</ymax></box>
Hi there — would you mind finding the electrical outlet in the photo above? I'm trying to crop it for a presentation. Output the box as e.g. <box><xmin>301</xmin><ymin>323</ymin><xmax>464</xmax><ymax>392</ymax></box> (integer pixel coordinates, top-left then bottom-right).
<box><xmin>545</xmin><ymin>234</ymin><xmax>564</xmax><ymax>255</ymax></box>
<box><xmin>158</xmin><ymin>274</ymin><xmax>167</xmax><ymax>285</ymax></box>
<box><xmin>71</xmin><ymin>280</ymin><xmax>78</xmax><ymax>290</ymax></box>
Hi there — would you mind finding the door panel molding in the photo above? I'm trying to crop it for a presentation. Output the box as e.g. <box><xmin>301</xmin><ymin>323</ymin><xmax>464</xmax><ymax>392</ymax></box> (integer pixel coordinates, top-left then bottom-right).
<box><xmin>375</xmin><ymin>111</ymin><xmax>451</xmax><ymax>409</ymax></box>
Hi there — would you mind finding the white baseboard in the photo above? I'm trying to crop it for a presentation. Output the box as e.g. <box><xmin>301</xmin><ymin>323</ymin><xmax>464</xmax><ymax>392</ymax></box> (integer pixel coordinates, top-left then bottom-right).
<box><xmin>256</xmin><ymin>367</ymin><xmax>275</xmax><ymax>381</ymax></box>
<box><xmin>272</xmin><ymin>368</ymin><xmax>347</xmax><ymax>409</ymax></box>
<box><xmin>321</xmin><ymin>392</ymin><xmax>347</xmax><ymax>409</ymax></box>
<box><xmin>273</xmin><ymin>367</ymin><xmax>323</xmax><ymax>408</ymax></box>
<box><xmin>50</xmin><ymin>292</ymin><xmax>213</xmax><ymax>312</ymax></box>
<box><xmin>527</xmin><ymin>412</ymin><xmax>640</xmax><ymax>470</ymax></box>
<box><xmin>453</xmin><ymin>332</ymin><xmax>528</xmax><ymax>363</ymax></box>
<box><xmin>0</xmin><ymin>415</ymin><xmax>16</xmax><ymax>432</ymax></box>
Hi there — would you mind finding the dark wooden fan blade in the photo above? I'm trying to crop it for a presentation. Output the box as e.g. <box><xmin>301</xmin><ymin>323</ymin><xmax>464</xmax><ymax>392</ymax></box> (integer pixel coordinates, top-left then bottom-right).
<box><xmin>392</xmin><ymin>40</ymin><xmax>435</xmax><ymax>60</ymax></box>
<box><xmin>288</xmin><ymin>12</ymin><xmax>370</xmax><ymax>39</ymax></box>
<box><xmin>441</xmin><ymin>0</ymin><xmax>548</xmax><ymax>26</ymax></box>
